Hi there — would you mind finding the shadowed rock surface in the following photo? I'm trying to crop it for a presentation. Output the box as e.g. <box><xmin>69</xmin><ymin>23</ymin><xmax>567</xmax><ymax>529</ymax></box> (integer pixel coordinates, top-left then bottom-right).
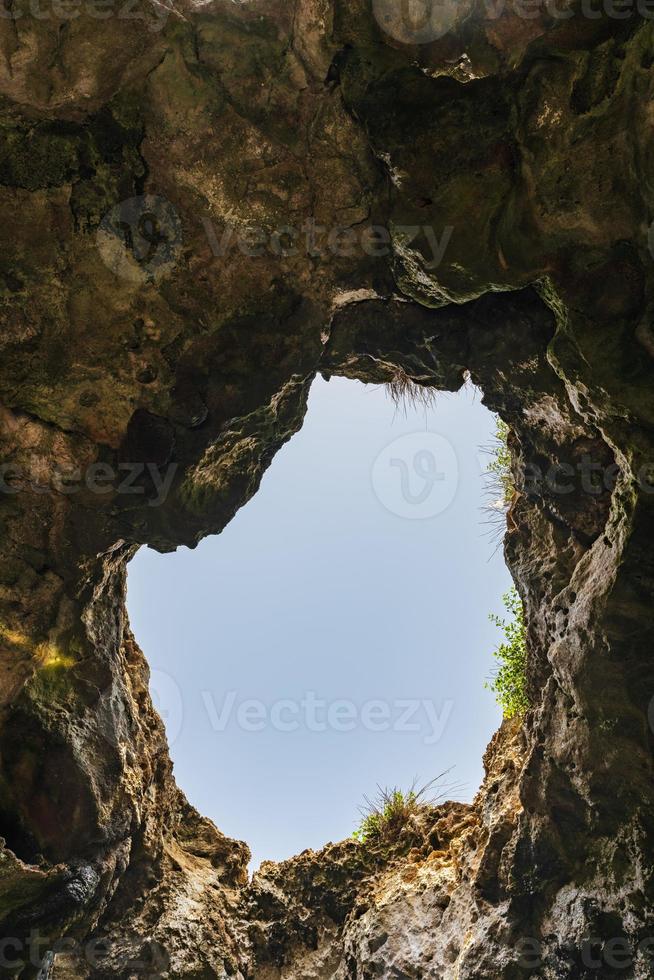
<box><xmin>1</xmin><ymin>1</ymin><xmax>654</xmax><ymax>977</ymax></box>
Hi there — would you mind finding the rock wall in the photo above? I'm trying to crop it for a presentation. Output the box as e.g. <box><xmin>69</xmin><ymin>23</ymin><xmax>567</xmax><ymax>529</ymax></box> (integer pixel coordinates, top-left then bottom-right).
<box><xmin>1</xmin><ymin>1</ymin><xmax>654</xmax><ymax>977</ymax></box>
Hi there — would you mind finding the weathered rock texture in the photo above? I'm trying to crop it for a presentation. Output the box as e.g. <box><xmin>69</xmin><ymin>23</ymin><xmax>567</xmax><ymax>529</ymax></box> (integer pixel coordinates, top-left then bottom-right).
<box><xmin>1</xmin><ymin>0</ymin><xmax>654</xmax><ymax>977</ymax></box>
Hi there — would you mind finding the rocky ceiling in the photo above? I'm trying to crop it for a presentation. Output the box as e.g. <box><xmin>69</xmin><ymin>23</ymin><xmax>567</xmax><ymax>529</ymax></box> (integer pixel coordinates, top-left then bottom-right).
<box><xmin>1</xmin><ymin>0</ymin><xmax>654</xmax><ymax>977</ymax></box>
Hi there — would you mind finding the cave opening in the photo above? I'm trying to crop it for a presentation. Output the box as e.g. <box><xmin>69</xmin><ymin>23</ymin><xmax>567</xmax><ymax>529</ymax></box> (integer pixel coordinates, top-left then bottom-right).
<box><xmin>127</xmin><ymin>375</ymin><xmax>512</xmax><ymax>869</ymax></box>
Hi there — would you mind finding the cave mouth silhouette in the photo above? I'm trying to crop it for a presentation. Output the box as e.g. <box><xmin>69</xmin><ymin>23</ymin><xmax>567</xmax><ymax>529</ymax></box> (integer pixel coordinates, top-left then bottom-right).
<box><xmin>127</xmin><ymin>376</ymin><xmax>509</xmax><ymax>869</ymax></box>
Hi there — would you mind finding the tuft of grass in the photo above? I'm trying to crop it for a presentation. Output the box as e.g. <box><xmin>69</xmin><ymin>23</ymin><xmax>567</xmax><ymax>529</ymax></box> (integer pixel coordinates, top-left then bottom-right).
<box><xmin>352</xmin><ymin>773</ymin><xmax>453</xmax><ymax>848</ymax></box>
<box><xmin>481</xmin><ymin>417</ymin><xmax>517</xmax><ymax>546</ymax></box>
<box><xmin>485</xmin><ymin>587</ymin><xmax>529</xmax><ymax>719</ymax></box>
<box><xmin>385</xmin><ymin>368</ymin><xmax>438</xmax><ymax>414</ymax></box>
<box><xmin>485</xmin><ymin>418</ymin><xmax>514</xmax><ymax>506</ymax></box>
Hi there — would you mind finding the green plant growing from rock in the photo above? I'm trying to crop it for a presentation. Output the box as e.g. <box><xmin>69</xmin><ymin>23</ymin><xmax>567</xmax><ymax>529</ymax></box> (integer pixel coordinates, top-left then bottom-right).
<box><xmin>486</xmin><ymin>588</ymin><xmax>529</xmax><ymax>719</ymax></box>
<box><xmin>487</xmin><ymin>418</ymin><xmax>514</xmax><ymax>505</ymax></box>
<box><xmin>353</xmin><ymin>776</ymin><xmax>450</xmax><ymax>848</ymax></box>
<box><xmin>483</xmin><ymin>416</ymin><xmax>517</xmax><ymax>527</ymax></box>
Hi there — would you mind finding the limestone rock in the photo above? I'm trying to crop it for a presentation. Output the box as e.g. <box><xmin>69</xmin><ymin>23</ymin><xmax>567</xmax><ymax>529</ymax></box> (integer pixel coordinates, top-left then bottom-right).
<box><xmin>1</xmin><ymin>2</ymin><xmax>654</xmax><ymax>978</ymax></box>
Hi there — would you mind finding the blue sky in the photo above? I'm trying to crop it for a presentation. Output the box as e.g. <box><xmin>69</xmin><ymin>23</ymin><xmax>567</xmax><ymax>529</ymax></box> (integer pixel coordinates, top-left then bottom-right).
<box><xmin>127</xmin><ymin>376</ymin><xmax>511</xmax><ymax>868</ymax></box>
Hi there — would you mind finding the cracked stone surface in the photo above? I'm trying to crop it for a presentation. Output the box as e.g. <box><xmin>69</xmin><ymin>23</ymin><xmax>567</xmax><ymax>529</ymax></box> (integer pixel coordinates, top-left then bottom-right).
<box><xmin>1</xmin><ymin>1</ymin><xmax>654</xmax><ymax>978</ymax></box>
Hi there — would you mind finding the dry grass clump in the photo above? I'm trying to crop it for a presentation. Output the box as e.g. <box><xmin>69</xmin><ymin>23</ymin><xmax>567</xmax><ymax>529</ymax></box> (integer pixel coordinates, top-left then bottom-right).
<box><xmin>385</xmin><ymin>368</ymin><xmax>438</xmax><ymax>414</ymax></box>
